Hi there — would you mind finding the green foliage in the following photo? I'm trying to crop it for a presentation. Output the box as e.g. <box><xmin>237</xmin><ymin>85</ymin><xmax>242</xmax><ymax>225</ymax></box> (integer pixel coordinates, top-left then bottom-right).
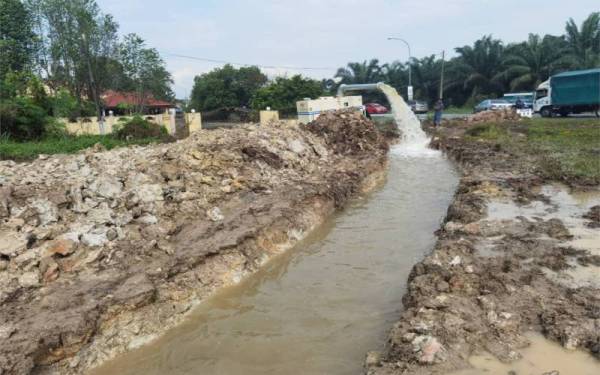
<box><xmin>0</xmin><ymin>96</ymin><xmax>50</xmax><ymax>140</ymax></box>
<box><xmin>251</xmin><ymin>75</ymin><xmax>323</xmax><ymax>115</ymax></box>
<box><xmin>119</xmin><ymin>33</ymin><xmax>174</xmax><ymax>105</ymax></box>
<box><xmin>190</xmin><ymin>64</ymin><xmax>267</xmax><ymax>111</ymax></box>
<box><xmin>0</xmin><ymin>0</ymin><xmax>36</xmax><ymax>81</ymax></box>
<box><xmin>50</xmin><ymin>89</ymin><xmax>79</xmax><ymax>119</ymax></box>
<box><xmin>0</xmin><ymin>134</ymin><xmax>159</xmax><ymax>160</ymax></box>
<box><xmin>114</xmin><ymin>115</ymin><xmax>169</xmax><ymax>140</ymax></box>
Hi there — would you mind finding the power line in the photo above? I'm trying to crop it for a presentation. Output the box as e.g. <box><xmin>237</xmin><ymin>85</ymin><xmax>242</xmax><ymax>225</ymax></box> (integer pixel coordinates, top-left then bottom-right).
<box><xmin>159</xmin><ymin>51</ymin><xmax>337</xmax><ymax>71</ymax></box>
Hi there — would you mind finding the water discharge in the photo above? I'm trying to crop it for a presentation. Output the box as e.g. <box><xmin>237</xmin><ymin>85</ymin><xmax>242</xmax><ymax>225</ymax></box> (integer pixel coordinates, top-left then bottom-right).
<box><xmin>378</xmin><ymin>83</ymin><xmax>439</xmax><ymax>158</ymax></box>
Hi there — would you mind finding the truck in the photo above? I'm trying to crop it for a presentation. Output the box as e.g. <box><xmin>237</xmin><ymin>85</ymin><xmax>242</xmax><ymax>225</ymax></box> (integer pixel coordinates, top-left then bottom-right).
<box><xmin>533</xmin><ymin>68</ymin><xmax>600</xmax><ymax>118</ymax></box>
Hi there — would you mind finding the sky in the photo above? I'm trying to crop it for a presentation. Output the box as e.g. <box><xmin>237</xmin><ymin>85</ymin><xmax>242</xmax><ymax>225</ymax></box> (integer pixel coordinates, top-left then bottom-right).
<box><xmin>97</xmin><ymin>0</ymin><xmax>599</xmax><ymax>98</ymax></box>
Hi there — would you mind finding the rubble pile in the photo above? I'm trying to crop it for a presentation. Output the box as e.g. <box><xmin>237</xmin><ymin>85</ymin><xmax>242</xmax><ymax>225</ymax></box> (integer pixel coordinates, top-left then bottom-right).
<box><xmin>467</xmin><ymin>108</ymin><xmax>521</xmax><ymax>123</ymax></box>
<box><xmin>0</xmin><ymin>112</ymin><xmax>388</xmax><ymax>374</ymax></box>
<box><xmin>304</xmin><ymin>110</ymin><xmax>388</xmax><ymax>155</ymax></box>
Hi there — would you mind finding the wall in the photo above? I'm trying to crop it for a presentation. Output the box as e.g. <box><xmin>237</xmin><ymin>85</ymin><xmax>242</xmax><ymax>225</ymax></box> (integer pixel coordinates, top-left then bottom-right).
<box><xmin>259</xmin><ymin>110</ymin><xmax>279</xmax><ymax>125</ymax></box>
<box><xmin>60</xmin><ymin>112</ymin><xmax>202</xmax><ymax>136</ymax></box>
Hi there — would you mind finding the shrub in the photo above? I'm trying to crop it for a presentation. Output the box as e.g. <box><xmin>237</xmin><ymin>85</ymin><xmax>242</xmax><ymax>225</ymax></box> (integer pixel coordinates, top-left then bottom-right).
<box><xmin>114</xmin><ymin>115</ymin><xmax>171</xmax><ymax>141</ymax></box>
<box><xmin>0</xmin><ymin>97</ymin><xmax>49</xmax><ymax>140</ymax></box>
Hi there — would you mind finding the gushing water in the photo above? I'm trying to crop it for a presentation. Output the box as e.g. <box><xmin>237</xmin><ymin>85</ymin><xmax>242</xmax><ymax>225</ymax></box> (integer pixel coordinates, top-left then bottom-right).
<box><xmin>378</xmin><ymin>84</ymin><xmax>439</xmax><ymax>158</ymax></box>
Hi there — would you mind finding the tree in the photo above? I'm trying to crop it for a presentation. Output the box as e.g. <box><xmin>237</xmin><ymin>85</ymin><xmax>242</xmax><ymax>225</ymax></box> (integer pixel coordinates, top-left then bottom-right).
<box><xmin>119</xmin><ymin>33</ymin><xmax>174</xmax><ymax>112</ymax></box>
<box><xmin>335</xmin><ymin>59</ymin><xmax>383</xmax><ymax>85</ymax></box>
<box><xmin>251</xmin><ymin>75</ymin><xmax>323</xmax><ymax>115</ymax></box>
<box><xmin>382</xmin><ymin>61</ymin><xmax>408</xmax><ymax>96</ymax></box>
<box><xmin>410</xmin><ymin>55</ymin><xmax>443</xmax><ymax>104</ymax></box>
<box><xmin>189</xmin><ymin>64</ymin><xmax>267</xmax><ymax>111</ymax></box>
<box><xmin>454</xmin><ymin>36</ymin><xmax>507</xmax><ymax>98</ymax></box>
<box><xmin>0</xmin><ymin>0</ymin><xmax>36</xmax><ymax>82</ymax></box>
<box><xmin>500</xmin><ymin>34</ymin><xmax>569</xmax><ymax>91</ymax></box>
<box><xmin>564</xmin><ymin>12</ymin><xmax>600</xmax><ymax>68</ymax></box>
<box><xmin>25</xmin><ymin>0</ymin><xmax>121</xmax><ymax>115</ymax></box>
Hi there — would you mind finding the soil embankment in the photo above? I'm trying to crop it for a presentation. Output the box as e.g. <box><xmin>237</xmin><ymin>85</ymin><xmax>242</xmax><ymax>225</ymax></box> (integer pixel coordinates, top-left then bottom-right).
<box><xmin>0</xmin><ymin>111</ymin><xmax>388</xmax><ymax>375</ymax></box>
<box><xmin>369</xmin><ymin>117</ymin><xmax>600</xmax><ymax>374</ymax></box>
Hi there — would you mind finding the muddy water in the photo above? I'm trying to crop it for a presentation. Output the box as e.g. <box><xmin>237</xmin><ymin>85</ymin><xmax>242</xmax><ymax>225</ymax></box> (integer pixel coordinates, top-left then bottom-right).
<box><xmin>452</xmin><ymin>332</ymin><xmax>600</xmax><ymax>375</ymax></box>
<box><xmin>89</xmin><ymin>148</ymin><xmax>457</xmax><ymax>375</ymax></box>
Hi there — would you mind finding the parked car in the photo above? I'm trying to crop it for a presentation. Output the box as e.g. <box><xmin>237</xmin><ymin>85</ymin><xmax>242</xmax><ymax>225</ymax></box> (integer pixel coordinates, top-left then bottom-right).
<box><xmin>365</xmin><ymin>103</ymin><xmax>389</xmax><ymax>115</ymax></box>
<box><xmin>473</xmin><ymin>99</ymin><xmax>513</xmax><ymax>113</ymax></box>
<box><xmin>407</xmin><ymin>100</ymin><xmax>429</xmax><ymax>114</ymax></box>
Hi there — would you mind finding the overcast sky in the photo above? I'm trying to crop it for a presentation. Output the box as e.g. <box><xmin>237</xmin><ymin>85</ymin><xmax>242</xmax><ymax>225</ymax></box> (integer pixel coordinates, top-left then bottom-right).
<box><xmin>97</xmin><ymin>0</ymin><xmax>599</xmax><ymax>98</ymax></box>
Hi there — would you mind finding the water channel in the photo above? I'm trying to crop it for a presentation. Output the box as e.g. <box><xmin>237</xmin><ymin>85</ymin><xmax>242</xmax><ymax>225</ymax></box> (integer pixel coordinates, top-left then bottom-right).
<box><xmin>90</xmin><ymin>145</ymin><xmax>459</xmax><ymax>375</ymax></box>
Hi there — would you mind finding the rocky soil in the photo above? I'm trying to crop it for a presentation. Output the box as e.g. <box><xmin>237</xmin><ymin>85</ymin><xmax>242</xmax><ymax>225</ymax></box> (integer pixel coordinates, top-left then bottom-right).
<box><xmin>368</xmin><ymin>120</ymin><xmax>600</xmax><ymax>374</ymax></box>
<box><xmin>0</xmin><ymin>111</ymin><xmax>388</xmax><ymax>375</ymax></box>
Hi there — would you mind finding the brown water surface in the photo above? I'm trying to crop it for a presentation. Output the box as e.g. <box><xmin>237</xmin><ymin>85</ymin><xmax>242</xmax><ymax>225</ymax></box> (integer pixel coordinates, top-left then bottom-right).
<box><xmin>90</xmin><ymin>149</ymin><xmax>458</xmax><ymax>375</ymax></box>
<box><xmin>451</xmin><ymin>332</ymin><xmax>600</xmax><ymax>375</ymax></box>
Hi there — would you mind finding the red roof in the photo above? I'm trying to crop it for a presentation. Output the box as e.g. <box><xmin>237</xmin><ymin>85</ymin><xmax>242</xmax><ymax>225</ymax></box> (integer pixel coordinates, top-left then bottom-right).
<box><xmin>101</xmin><ymin>90</ymin><xmax>173</xmax><ymax>108</ymax></box>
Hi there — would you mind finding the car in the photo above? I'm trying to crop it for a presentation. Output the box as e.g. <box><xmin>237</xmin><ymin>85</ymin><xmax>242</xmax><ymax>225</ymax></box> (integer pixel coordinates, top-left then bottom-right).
<box><xmin>502</xmin><ymin>92</ymin><xmax>534</xmax><ymax>109</ymax></box>
<box><xmin>407</xmin><ymin>100</ymin><xmax>429</xmax><ymax>114</ymax></box>
<box><xmin>365</xmin><ymin>103</ymin><xmax>389</xmax><ymax>115</ymax></box>
<box><xmin>473</xmin><ymin>99</ymin><xmax>513</xmax><ymax>113</ymax></box>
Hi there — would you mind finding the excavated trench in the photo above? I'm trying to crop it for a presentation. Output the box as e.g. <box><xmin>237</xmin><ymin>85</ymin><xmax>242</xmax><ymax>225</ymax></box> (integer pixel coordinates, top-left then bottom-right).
<box><xmin>87</xmin><ymin>147</ymin><xmax>459</xmax><ymax>375</ymax></box>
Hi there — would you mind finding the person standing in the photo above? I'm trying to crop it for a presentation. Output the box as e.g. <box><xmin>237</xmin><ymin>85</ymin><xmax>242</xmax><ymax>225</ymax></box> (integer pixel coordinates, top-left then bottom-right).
<box><xmin>433</xmin><ymin>99</ymin><xmax>444</xmax><ymax>126</ymax></box>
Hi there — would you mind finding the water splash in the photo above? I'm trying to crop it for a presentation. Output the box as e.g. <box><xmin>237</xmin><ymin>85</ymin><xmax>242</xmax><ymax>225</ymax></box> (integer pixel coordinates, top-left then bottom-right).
<box><xmin>378</xmin><ymin>84</ymin><xmax>439</xmax><ymax>158</ymax></box>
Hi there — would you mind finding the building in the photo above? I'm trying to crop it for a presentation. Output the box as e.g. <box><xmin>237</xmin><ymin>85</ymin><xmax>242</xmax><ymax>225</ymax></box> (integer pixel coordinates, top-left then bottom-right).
<box><xmin>101</xmin><ymin>90</ymin><xmax>175</xmax><ymax>115</ymax></box>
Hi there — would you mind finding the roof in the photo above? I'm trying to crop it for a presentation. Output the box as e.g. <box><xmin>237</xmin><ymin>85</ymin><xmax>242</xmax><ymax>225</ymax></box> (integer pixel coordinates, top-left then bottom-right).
<box><xmin>101</xmin><ymin>90</ymin><xmax>173</xmax><ymax>108</ymax></box>
<box><xmin>553</xmin><ymin>68</ymin><xmax>600</xmax><ymax>78</ymax></box>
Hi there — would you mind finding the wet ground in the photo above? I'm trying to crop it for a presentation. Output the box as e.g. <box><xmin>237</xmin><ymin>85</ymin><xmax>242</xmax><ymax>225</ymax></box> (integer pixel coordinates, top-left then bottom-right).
<box><xmin>452</xmin><ymin>332</ymin><xmax>600</xmax><ymax>375</ymax></box>
<box><xmin>88</xmin><ymin>147</ymin><xmax>458</xmax><ymax>375</ymax></box>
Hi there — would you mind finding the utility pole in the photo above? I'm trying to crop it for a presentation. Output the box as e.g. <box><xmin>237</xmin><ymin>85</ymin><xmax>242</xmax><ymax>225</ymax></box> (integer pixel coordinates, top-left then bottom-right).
<box><xmin>439</xmin><ymin>50</ymin><xmax>446</xmax><ymax>100</ymax></box>
<box><xmin>387</xmin><ymin>37</ymin><xmax>412</xmax><ymax>100</ymax></box>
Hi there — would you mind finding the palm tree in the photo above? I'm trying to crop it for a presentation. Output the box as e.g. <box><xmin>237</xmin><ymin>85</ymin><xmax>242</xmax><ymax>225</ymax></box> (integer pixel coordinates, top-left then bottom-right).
<box><xmin>564</xmin><ymin>12</ymin><xmax>600</xmax><ymax>69</ymax></box>
<box><xmin>500</xmin><ymin>34</ymin><xmax>568</xmax><ymax>91</ymax></box>
<box><xmin>335</xmin><ymin>59</ymin><xmax>383</xmax><ymax>84</ymax></box>
<box><xmin>411</xmin><ymin>55</ymin><xmax>442</xmax><ymax>103</ymax></box>
<box><xmin>453</xmin><ymin>35</ymin><xmax>506</xmax><ymax>97</ymax></box>
<box><xmin>381</xmin><ymin>60</ymin><xmax>408</xmax><ymax>93</ymax></box>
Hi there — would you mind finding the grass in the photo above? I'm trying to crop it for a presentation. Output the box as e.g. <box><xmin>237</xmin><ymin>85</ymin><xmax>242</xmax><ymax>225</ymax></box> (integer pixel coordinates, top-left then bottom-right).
<box><xmin>0</xmin><ymin>134</ymin><xmax>161</xmax><ymax>161</ymax></box>
<box><xmin>464</xmin><ymin>118</ymin><xmax>600</xmax><ymax>183</ymax></box>
<box><xmin>442</xmin><ymin>106</ymin><xmax>472</xmax><ymax>115</ymax></box>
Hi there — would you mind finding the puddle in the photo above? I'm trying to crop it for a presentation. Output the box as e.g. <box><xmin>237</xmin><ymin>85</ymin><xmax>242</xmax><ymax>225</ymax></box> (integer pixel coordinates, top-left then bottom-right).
<box><xmin>484</xmin><ymin>184</ymin><xmax>600</xmax><ymax>288</ymax></box>
<box><xmin>88</xmin><ymin>150</ymin><xmax>459</xmax><ymax>374</ymax></box>
<box><xmin>452</xmin><ymin>332</ymin><xmax>600</xmax><ymax>375</ymax></box>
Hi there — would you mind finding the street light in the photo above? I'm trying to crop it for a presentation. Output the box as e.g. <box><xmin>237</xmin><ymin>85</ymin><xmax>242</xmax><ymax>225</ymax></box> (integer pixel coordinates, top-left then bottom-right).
<box><xmin>387</xmin><ymin>37</ymin><xmax>412</xmax><ymax>100</ymax></box>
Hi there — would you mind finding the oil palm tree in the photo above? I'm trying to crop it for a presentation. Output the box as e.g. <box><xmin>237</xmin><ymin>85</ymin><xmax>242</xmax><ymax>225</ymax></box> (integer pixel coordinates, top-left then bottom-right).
<box><xmin>334</xmin><ymin>59</ymin><xmax>383</xmax><ymax>84</ymax></box>
<box><xmin>381</xmin><ymin>60</ymin><xmax>408</xmax><ymax>93</ymax></box>
<box><xmin>453</xmin><ymin>35</ymin><xmax>506</xmax><ymax>97</ymax></box>
<box><xmin>500</xmin><ymin>34</ymin><xmax>568</xmax><ymax>91</ymax></box>
<box><xmin>564</xmin><ymin>12</ymin><xmax>600</xmax><ymax>69</ymax></box>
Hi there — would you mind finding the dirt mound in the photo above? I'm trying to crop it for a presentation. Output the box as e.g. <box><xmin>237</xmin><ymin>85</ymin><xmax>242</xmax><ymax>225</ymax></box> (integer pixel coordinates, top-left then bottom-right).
<box><xmin>0</xmin><ymin>118</ymin><xmax>388</xmax><ymax>374</ymax></box>
<box><xmin>467</xmin><ymin>108</ymin><xmax>521</xmax><ymax>123</ymax></box>
<box><xmin>303</xmin><ymin>110</ymin><xmax>388</xmax><ymax>155</ymax></box>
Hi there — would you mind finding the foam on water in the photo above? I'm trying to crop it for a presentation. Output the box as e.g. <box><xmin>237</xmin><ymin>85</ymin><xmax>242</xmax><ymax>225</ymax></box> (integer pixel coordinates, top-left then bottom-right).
<box><xmin>378</xmin><ymin>84</ymin><xmax>440</xmax><ymax>158</ymax></box>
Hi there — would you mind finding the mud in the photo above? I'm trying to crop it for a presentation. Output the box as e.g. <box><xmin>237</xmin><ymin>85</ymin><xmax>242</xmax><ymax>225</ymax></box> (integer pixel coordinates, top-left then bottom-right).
<box><xmin>369</xmin><ymin>121</ymin><xmax>600</xmax><ymax>374</ymax></box>
<box><xmin>0</xmin><ymin>111</ymin><xmax>388</xmax><ymax>375</ymax></box>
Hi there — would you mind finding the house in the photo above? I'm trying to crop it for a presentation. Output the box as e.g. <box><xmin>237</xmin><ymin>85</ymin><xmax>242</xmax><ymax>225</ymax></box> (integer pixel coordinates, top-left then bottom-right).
<box><xmin>101</xmin><ymin>90</ymin><xmax>175</xmax><ymax>115</ymax></box>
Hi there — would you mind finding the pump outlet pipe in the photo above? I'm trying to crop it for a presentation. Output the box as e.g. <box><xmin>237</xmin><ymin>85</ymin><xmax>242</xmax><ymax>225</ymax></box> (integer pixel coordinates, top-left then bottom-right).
<box><xmin>337</xmin><ymin>82</ymin><xmax>386</xmax><ymax>97</ymax></box>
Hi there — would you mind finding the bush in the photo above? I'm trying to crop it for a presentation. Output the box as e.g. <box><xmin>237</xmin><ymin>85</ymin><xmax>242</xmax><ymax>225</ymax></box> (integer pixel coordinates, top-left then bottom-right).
<box><xmin>114</xmin><ymin>115</ymin><xmax>171</xmax><ymax>141</ymax></box>
<box><xmin>0</xmin><ymin>97</ymin><xmax>50</xmax><ymax>140</ymax></box>
<box><xmin>251</xmin><ymin>75</ymin><xmax>323</xmax><ymax>116</ymax></box>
